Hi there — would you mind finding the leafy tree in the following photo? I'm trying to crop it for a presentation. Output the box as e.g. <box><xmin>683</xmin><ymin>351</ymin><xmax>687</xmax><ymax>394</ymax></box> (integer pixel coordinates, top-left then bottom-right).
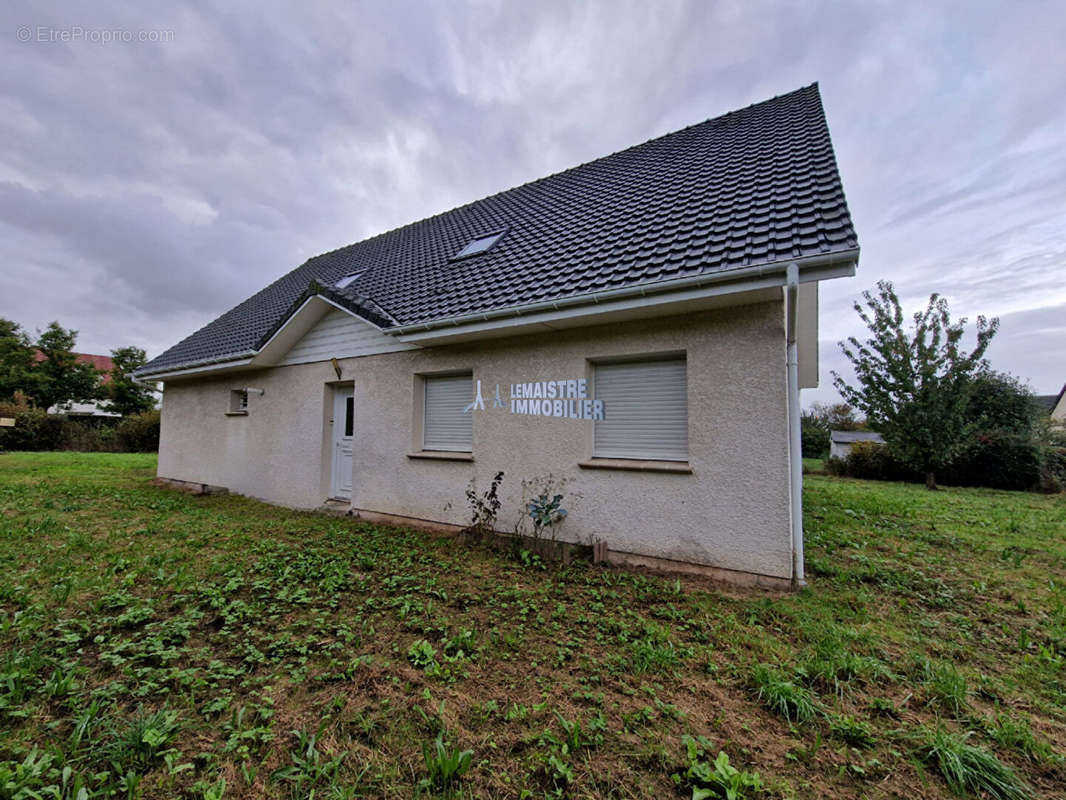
<box><xmin>810</xmin><ymin>402</ymin><xmax>865</xmax><ymax>432</ymax></box>
<box><xmin>832</xmin><ymin>281</ymin><xmax>998</xmax><ymax>490</ymax></box>
<box><xmin>800</xmin><ymin>402</ymin><xmax>864</xmax><ymax>458</ymax></box>
<box><xmin>32</xmin><ymin>322</ymin><xmax>103</xmax><ymax>411</ymax></box>
<box><xmin>800</xmin><ymin>412</ymin><xmax>829</xmax><ymax>458</ymax></box>
<box><xmin>0</xmin><ymin>318</ymin><xmax>36</xmax><ymax>401</ymax></box>
<box><xmin>966</xmin><ymin>371</ymin><xmax>1041</xmax><ymax>436</ymax></box>
<box><xmin>103</xmin><ymin>346</ymin><xmax>158</xmax><ymax>416</ymax></box>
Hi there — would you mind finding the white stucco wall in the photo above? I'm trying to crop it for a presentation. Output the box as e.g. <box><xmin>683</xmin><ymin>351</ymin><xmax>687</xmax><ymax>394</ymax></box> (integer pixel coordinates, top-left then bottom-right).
<box><xmin>829</xmin><ymin>433</ymin><xmax>884</xmax><ymax>460</ymax></box>
<box><xmin>829</xmin><ymin>440</ymin><xmax>851</xmax><ymax>460</ymax></box>
<box><xmin>158</xmin><ymin>300</ymin><xmax>794</xmax><ymax>579</ymax></box>
<box><xmin>1052</xmin><ymin>393</ymin><xmax>1066</xmax><ymax>424</ymax></box>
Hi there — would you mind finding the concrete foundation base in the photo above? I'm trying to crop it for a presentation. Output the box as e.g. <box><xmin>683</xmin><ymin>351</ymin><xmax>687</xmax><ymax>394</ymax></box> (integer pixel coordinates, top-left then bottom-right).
<box><xmin>153</xmin><ymin>477</ymin><xmax>229</xmax><ymax>496</ymax></box>
<box><xmin>353</xmin><ymin>507</ymin><xmax>465</xmax><ymax>535</ymax></box>
<box><xmin>604</xmin><ymin>550</ymin><xmax>795</xmax><ymax>592</ymax></box>
<box><xmin>354</xmin><ymin>506</ymin><xmax>795</xmax><ymax>591</ymax></box>
<box><xmin>145</xmin><ymin>485</ymin><xmax>796</xmax><ymax>592</ymax></box>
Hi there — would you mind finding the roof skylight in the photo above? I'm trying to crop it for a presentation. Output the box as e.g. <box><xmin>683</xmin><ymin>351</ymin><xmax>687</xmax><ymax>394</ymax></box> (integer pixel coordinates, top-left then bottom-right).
<box><xmin>454</xmin><ymin>231</ymin><xmax>504</xmax><ymax>259</ymax></box>
<box><xmin>334</xmin><ymin>271</ymin><xmax>364</xmax><ymax>289</ymax></box>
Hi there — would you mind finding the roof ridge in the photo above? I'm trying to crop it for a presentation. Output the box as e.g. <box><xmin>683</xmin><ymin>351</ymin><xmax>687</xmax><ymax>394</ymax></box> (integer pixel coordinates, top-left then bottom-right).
<box><xmin>309</xmin><ymin>84</ymin><xmax>821</xmax><ymax>262</ymax></box>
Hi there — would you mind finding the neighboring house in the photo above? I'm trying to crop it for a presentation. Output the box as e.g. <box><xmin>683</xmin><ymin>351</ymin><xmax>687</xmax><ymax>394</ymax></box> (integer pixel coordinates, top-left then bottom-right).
<box><xmin>829</xmin><ymin>430</ymin><xmax>884</xmax><ymax>460</ymax></box>
<box><xmin>1038</xmin><ymin>384</ymin><xmax>1066</xmax><ymax>425</ymax></box>
<box><xmin>135</xmin><ymin>84</ymin><xmax>859</xmax><ymax>589</ymax></box>
<box><xmin>33</xmin><ymin>351</ymin><xmax>120</xmax><ymax>418</ymax></box>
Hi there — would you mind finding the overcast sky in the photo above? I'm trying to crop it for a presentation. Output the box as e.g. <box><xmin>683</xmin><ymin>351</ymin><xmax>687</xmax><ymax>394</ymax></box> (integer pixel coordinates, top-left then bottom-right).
<box><xmin>2</xmin><ymin>1</ymin><xmax>1063</xmax><ymax>403</ymax></box>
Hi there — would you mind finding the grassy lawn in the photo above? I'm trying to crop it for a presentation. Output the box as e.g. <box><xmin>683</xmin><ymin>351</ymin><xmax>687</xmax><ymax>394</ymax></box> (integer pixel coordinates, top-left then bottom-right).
<box><xmin>1</xmin><ymin>452</ymin><xmax>1064</xmax><ymax>799</ymax></box>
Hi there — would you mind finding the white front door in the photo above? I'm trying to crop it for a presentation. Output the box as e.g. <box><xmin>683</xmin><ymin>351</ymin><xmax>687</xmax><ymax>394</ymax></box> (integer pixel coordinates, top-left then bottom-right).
<box><xmin>331</xmin><ymin>386</ymin><xmax>354</xmax><ymax>500</ymax></box>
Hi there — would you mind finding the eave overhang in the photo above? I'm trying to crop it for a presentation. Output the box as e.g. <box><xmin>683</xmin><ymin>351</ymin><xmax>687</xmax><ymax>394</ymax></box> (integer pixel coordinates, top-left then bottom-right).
<box><xmin>391</xmin><ymin>249</ymin><xmax>858</xmax><ymax>345</ymax></box>
<box><xmin>134</xmin><ymin>280</ymin><xmax>397</xmax><ymax>381</ymax></box>
<box><xmin>135</xmin><ymin>247</ymin><xmax>858</xmax><ymax>380</ymax></box>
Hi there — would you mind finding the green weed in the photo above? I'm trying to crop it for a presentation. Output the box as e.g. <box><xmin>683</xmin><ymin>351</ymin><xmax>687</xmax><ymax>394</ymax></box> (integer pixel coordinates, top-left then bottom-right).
<box><xmin>978</xmin><ymin>712</ymin><xmax>1055</xmax><ymax>763</ymax></box>
<box><xmin>270</xmin><ymin>727</ymin><xmax>350</xmax><ymax>799</ymax></box>
<box><xmin>0</xmin><ymin>452</ymin><xmax>1063</xmax><ymax>799</ymax></box>
<box><xmin>222</xmin><ymin>704</ymin><xmax>275</xmax><ymax>761</ymax></box>
<box><xmin>749</xmin><ymin>664</ymin><xmax>817</xmax><ymax>723</ymax></box>
<box><xmin>629</xmin><ymin>636</ymin><xmax>681</xmax><ymax>675</ymax></box>
<box><xmin>828</xmin><ymin>714</ymin><xmax>876</xmax><ymax>748</ymax></box>
<box><xmin>869</xmin><ymin>697</ymin><xmax>899</xmax><ymax>718</ymax></box>
<box><xmin>104</xmin><ymin>707</ymin><xmax>180</xmax><ymax>773</ymax></box>
<box><xmin>797</xmin><ymin>624</ymin><xmax>892</xmax><ymax>695</ymax></box>
<box><xmin>550</xmin><ymin>711</ymin><xmax>606</xmax><ymax>754</ymax></box>
<box><xmin>408</xmin><ymin>639</ymin><xmax>438</xmax><ymax>670</ymax></box>
<box><xmin>915</xmin><ymin>659</ymin><xmax>969</xmax><ymax>716</ymax></box>
<box><xmin>420</xmin><ymin>734</ymin><xmax>473</xmax><ymax>793</ymax></box>
<box><xmin>675</xmin><ymin>735</ymin><xmax>763</xmax><ymax>800</ymax></box>
<box><xmin>913</xmin><ymin>725</ymin><xmax>1030</xmax><ymax>800</ymax></box>
<box><xmin>546</xmin><ymin>752</ymin><xmax>574</xmax><ymax>787</ymax></box>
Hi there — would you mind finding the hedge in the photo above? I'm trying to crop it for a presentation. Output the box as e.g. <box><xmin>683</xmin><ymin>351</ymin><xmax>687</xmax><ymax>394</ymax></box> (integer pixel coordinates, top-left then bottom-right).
<box><xmin>826</xmin><ymin>436</ymin><xmax>1066</xmax><ymax>492</ymax></box>
<box><xmin>0</xmin><ymin>407</ymin><xmax>159</xmax><ymax>453</ymax></box>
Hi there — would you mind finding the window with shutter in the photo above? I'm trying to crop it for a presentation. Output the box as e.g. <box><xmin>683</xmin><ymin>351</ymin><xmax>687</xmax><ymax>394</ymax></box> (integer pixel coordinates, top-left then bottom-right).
<box><xmin>423</xmin><ymin>374</ymin><xmax>473</xmax><ymax>452</ymax></box>
<box><xmin>228</xmin><ymin>389</ymin><xmax>248</xmax><ymax>414</ymax></box>
<box><xmin>593</xmin><ymin>358</ymin><xmax>688</xmax><ymax>461</ymax></box>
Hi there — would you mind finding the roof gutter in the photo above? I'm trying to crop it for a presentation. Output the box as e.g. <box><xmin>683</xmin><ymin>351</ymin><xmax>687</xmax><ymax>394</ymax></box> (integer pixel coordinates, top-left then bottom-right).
<box><xmin>385</xmin><ymin>248</ymin><xmax>858</xmax><ymax>337</ymax></box>
<box><xmin>136</xmin><ymin>247</ymin><xmax>858</xmax><ymax>380</ymax></box>
<box><xmin>134</xmin><ymin>349</ymin><xmax>257</xmax><ymax>380</ymax></box>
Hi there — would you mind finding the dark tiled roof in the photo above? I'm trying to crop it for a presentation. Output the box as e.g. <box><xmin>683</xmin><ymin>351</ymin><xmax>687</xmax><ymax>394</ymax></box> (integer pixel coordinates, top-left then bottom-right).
<box><xmin>140</xmin><ymin>84</ymin><xmax>857</xmax><ymax>375</ymax></box>
<box><xmin>1038</xmin><ymin>385</ymin><xmax>1065</xmax><ymax>413</ymax></box>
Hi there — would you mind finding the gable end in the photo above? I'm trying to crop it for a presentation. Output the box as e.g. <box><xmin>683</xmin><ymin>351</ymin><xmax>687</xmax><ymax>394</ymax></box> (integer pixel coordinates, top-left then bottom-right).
<box><xmin>276</xmin><ymin>306</ymin><xmax>419</xmax><ymax>367</ymax></box>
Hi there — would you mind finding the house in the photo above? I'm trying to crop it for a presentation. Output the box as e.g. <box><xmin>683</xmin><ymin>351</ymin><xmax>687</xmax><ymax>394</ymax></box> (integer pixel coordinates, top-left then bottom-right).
<box><xmin>135</xmin><ymin>84</ymin><xmax>859</xmax><ymax>589</ymax></box>
<box><xmin>829</xmin><ymin>430</ymin><xmax>884</xmax><ymax>460</ymax></box>
<box><xmin>33</xmin><ymin>351</ymin><xmax>120</xmax><ymax>417</ymax></box>
<box><xmin>1038</xmin><ymin>384</ymin><xmax>1066</xmax><ymax>426</ymax></box>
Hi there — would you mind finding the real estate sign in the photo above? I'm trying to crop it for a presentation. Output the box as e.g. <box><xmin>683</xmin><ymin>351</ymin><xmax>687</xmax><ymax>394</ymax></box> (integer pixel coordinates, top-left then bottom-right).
<box><xmin>463</xmin><ymin>379</ymin><xmax>605</xmax><ymax>420</ymax></box>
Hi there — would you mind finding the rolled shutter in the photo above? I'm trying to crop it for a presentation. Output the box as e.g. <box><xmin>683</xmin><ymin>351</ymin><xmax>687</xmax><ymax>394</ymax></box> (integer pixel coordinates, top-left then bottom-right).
<box><xmin>593</xmin><ymin>359</ymin><xmax>688</xmax><ymax>461</ymax></box>
<box><xmin>424</xmin><ymin>374</ymin><xmax>473</xmax><ymax>452</ymax></box>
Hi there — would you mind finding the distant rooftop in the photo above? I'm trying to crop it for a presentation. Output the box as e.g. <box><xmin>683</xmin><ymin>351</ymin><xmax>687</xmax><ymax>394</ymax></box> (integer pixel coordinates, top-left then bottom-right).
<box><xmin>830</xmin><ymin>431</ymin><xmax>884</xmax><ymax>443</ymax></box>
<box><xmin>34</xmin><ymin>351</ymin><xmax>115</xmax><ymax>383</ymax></box>
<box><xmin>1037</xmin><ymin>386</ymin><xmax>1064</xmax><ymax>414</ymax></box>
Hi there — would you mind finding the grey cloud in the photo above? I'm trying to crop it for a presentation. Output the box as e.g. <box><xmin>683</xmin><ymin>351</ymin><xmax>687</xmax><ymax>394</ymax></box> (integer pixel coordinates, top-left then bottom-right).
<box><xmin>806</xmin><ymin>300</ymin><xmax>1066</xmax><ymax>408</ymax></box>
<box><xmin>0</xmin><ymin>0</ymin><xmax>1061</xmax><ymax>394</ymax></box>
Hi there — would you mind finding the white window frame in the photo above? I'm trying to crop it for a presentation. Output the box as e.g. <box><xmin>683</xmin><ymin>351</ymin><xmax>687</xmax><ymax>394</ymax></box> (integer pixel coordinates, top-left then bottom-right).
<box><xmin>227</xmin><ymin>389</ymin><xmax>249</xmax><ymax>415</ymax></box>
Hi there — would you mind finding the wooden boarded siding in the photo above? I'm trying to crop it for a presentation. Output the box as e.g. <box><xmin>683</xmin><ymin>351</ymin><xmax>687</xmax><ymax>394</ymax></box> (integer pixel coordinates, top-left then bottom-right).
<box><xmin>278</xmin><ymin>308</ymin><xmax>418</xmax><ymax>366</ymax></box>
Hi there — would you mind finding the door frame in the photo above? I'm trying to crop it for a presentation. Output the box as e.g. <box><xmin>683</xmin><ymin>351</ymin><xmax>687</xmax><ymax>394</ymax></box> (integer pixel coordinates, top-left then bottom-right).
<box><xmin>329</xmin><ymin>384</ymin><xmax>354</xmax><ymax>501</ymax></box>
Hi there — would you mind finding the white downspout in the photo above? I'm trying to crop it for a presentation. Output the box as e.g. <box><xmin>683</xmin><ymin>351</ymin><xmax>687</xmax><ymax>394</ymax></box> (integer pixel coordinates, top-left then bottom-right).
<box><xmin>785</xmin><ymin>262</ymin><xmax>805</xmax><ymax>587</ymax></box>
